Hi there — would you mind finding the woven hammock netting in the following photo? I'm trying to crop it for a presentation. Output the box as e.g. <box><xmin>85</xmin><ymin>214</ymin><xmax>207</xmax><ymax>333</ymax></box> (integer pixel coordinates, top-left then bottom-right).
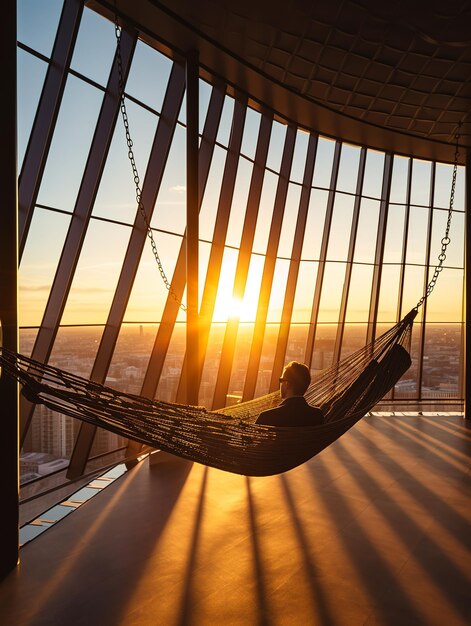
<box><xmin>0</xmin><ymin>308</ymin><xmax>416</xmax><ymax>476</ymax></box>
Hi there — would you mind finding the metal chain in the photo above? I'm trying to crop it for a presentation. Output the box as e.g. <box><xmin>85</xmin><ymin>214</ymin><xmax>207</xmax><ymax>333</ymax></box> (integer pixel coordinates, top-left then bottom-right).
<box><xmin>114</xmin><ymin>20</ymin><xmax>187</xmax><ymax>311</ymax></box>
<box><xmin>414</xmin><ymin>130</ymin><xmax>461</xmax><ymax>311</ymax></box>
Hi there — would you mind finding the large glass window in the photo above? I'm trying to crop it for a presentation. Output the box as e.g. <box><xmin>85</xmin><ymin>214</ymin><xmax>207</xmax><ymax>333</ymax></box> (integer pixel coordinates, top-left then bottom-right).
<box><xmin>15</xmin><ymin>3</ymin><xmax>465</xmax><ymax>494</ymax></box>
<box><xmin>17</xmin><ymin>0</ymin><xmax>64</xmax><ymax>56</ymax></box>
<box><xmin>17</xmin><ymin>50</ymin><xmax>48</xmax><ymax>169</ymax></box>
<box><xmin>19</xmin><ymin>208</ymin><xmax>70</xmax><ymax>327</ymax></box>
<box><xmin>36</xmin><ymin>74</ymin><xmax>104</xmax><ymax>212</ymax></box>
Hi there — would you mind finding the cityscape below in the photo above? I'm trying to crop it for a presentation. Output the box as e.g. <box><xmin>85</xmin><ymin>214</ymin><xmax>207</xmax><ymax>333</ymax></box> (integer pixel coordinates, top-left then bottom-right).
<box><xmin>19</xmin><ymin>322</ymin><xmax>463</xmax><ymax>484</ymax></box>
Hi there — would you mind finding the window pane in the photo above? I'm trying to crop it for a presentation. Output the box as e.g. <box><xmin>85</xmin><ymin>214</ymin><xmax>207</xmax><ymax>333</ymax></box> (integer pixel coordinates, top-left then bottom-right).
<box><xmin>312</xmin><ymin>323</ymin><xmax>337</xmax><ymax>371</ymax></box>
<box><xmin>240</xmin><ymin>254</ymin><xmax>264</xmax><ymax>323</ymax></box>
<box><xmin>26</xmin><ymin>405</ymin><xmax>75</xmax><ymax>469</ymax></box>
<box><xmin>37</xmin><ymin>75</ymin><xmax>103</xmax><ymax>212</ymax></box>
<box><xmin>267</xmin><ymin>259</ymin><xmax>290</xmax><ymax>323</ymax></box>
<box><xmin>278</xmin><ymin>184</ymin><xmax>301</xmax><ymax>258</ymax></box>
<box><xmin>254</xmin><ymin>325</ymin><xmax>279</xmax><ymax>397</ymax></box>
<box><xmin>125</xmin><ymin>40</ymin><xmax>173</xmax><ymax>113</ymax></box>
<box><xmin>382</xmin><ymin>205</ymin><xmax>406</xmax><ymax>264</ymax></box>
<box><xmin>19</xmin><ymin>328</ymin><xmax>39</xmax><ymax>358</ymax></box>
<box><xmin>452</xmin><ymin>166</ymin><xmax>465</xmax><ymax>212</ymax></box>
<box><xmin>199</xmin><ymin>146</ymin><xmax>227</xmax><ymax>242</ymax></box>
<box><xmin>336</xmin><ymin>143</ymin><xmax>361</xmax><ymax>194</ymax></box>
<box><xmin>151</xmin><ymin>123</ymin><xmax>186</xmax><ymax>235</ymax></box>
<box><xmin>286</xmin><ymin>324</ymin><xmax>309</xmax><ymax>363</ymax></box>
<box><xmin>410</xmin><ymin>159</ymin><xmax>432</xmax><ymax>206</ymax></box>
<box><xmin>266</xmin><ymin>120</ymin><xmax>287</xmax><ymax>172</ymax></box>
<box><xmin>19</xmin><ymin>208</ymin><xmax>70</xmax><ymax>327</ymax></box>
<box><xmin>199</xmin><ymin>323</ymin><xmax>224</xmax><ymax>406</ymax></box>
<box><xmin>406</xmin><ymin>206</ymin><xmax>429</xmax><ymax>265</ymax></box>
<box><xmin>216</xmin><ymin>95</ymin><xmax>235</xmax><ymax>147</ymax></box>
<box><xmin>124</xmin><ymin>231</ymin><xmax>183</xmax><ymax>323</ymax></box>
<box><xmin>253</xmin><ymin>171</ymin><xmax>278</xmax><ymax>254</ymax></box>
<box><xmin>106</xmin><ymin>323</ymin><xmax>159</xmax><ymax>393</ymax></box>
<box><xmin>70</xmin><ymin>7</ymin><xmax>116</xmax><ymax>86</ymax></box>
<box><xmin>389</xmin><ymin>155</ymin><xmax>409</xmax><ymax>204</ymax></box>
<box><xmin>290</xmin><ymin>129</ymin><xmax>309</xmax><ymax>183</ymax></box>
<box><xmin>312</xmin><ymin>137</ymin><xmax>336</xmax><ymax>189</ymax></box>
<box><xmin>326</xmin><ymin>194</ymin><xmax>355</xmax><ymax>261</ymax></box>
<box><xmin>301</xmin><ymin>189</ymin><xmax>329</xmax><ymax>260</ymax></box>
<box><xmin>340</xmin><ymin>324</ymin><xmax>368</xmax><ymax>359</ymax></box>
<box><xmin>93</xmin><ymin>101</ymin><xmax>158</xmax><ymax>224</ymax></box>
<box><xmin>227</xmin><ymin>324</ymin><xmax>255</xmax><ymax>404</ymax></box>
<box><xmin>213</xmin><ymin>248</ymin><xmax>238</xmax><ymax>323</ymax></box>
<box><xmin>344</xmin><ymin>265</ymin><xmax>374</xmax><ymax>322</ymax></box>
<box><xmin>240</xmin><ymin>106</ymin><xmax>261</xmax><ymax>159</ymax></box>
<box><xmin>317</xmin><ymin>262</ymin><xmax>346</xmax><ymax>323</ymax></box>
<box><xmin>362</xmin><ymin>150</ymin><xmax>384</xmax><ymax>199</ymax></box>
<box><xmin>377</xmin><ymin>265</ymin><xmax>401</xmax><ymax>323</ymax></box>
<box><xmin>18</xmin><ymin>50</ymin><xmax>48</xmax><ymax>170</ymax></box>
<box><xmin>199</xmin><ymin>79</ymin><xmax>213</xmax><ymax>134</ymax></box>
<box><xmin>49</xmin><ymin>326</ymin><xmax>103</xmax><ymax>377</ymax></box>
<box><xmin>422</xmin><ymin>323</ymin><xmax>462</xmax><ymax>399</ymax></box>
<box><xmin>401</xmin><ymin>265</ymin><xmax>426</xmax><ymax>320</ymax></box>
<box><xmin>155</xmin><ymin>323</ymin><xmax>185</xmax><ymax>402</ymax></box>
<box><xmin>226</xmin><ymin>158</ymin><xmax>253</xmax><ymax>248</ymax></box>
<box><xmin>429</xmin><ymin>209</ymin><xmax>464</xmax><ymax>269</ymax></box>
<box><xmin>353</xmin><ymin>199</ymin><xmax>380</xmax><ymax>263</ymax></box>
<box><xmin>434</xmin><ymin>162</ymin><xmax>455</xmax><ymax>209</ymax></box>
<box><xmin>424</xmin><ymin>268</ymin><xmax>463</xmax><ymax>323</ymax></box>
<box><xmin>291</xmin><ymin>261</ymin><xmax>317</xmax><ymax>323</ymax></box>
<box><xmin>18</xmin><ymin>0</ymin><xmax>63</xmax><ymax>57</ymax></box>
<box><xmin>61</xmin><ymin>220</ymin><xmax>131</xmax><ymax>325</ymax></box>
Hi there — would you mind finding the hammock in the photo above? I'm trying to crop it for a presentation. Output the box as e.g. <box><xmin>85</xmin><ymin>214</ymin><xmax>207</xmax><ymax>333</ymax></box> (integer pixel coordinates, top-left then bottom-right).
<box><xmin>1</xmin><ymin>23</ymin><xmax>459</xmax><ymax>478</ymax></box>
<box><xmin>0</xmin><ymin>309</ymin><xmax>415</xmax><ymax>476</ymax></box>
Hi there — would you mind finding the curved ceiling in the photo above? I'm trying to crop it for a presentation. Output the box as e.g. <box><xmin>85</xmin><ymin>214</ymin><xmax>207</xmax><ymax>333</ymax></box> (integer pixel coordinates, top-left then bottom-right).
<box><xmin>92</xmin><ymin>0</ymin><xmax>471</xmax><ymax>163</ymax></box>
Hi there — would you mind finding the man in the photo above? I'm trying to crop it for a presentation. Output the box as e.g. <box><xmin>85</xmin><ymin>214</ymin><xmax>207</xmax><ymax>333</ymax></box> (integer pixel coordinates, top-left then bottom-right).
<box><xmin>255</xmin><ymin>361</ymin><xmax>324</xmax><ymax>427</ymax></box>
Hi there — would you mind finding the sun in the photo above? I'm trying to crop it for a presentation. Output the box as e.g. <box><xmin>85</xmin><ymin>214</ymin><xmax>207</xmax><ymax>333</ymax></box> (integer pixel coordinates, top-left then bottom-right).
<box><xmin>211</xmin><ymin>254</ymin><xmax>264</xmax><ymax>323</ymax></box>
<box><xmin>213</xmin><ymin>293</ymin><xmax>259</xmax><ymax>323</ymax></box>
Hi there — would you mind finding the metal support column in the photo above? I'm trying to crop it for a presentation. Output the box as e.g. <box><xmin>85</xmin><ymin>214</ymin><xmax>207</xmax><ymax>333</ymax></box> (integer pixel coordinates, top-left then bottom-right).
<box><xmin>0</xmin><ymin>0</ymin><xmax>19</xmax><ymax>579</ymax></box>
<box><xmin>140</xmin><ymin>84</ymin><xmax>225</xmax><ymax>402</ymax></box>
<box><xmin>466</xmin><ymin>148</ymin><xmax>470</xmax><ymax>419</ymax></box>
<box><xmin>186</xmin><ymin>50</ymin><xmax>199</xmax><ymax>405</ymax></box>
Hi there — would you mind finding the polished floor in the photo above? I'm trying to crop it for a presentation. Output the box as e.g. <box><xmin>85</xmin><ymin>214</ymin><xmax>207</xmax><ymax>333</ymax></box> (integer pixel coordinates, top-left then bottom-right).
<box><xmin>1</xmin><ymin>414</ymin><xmax>470</xmax><ymax>626</ymax></box>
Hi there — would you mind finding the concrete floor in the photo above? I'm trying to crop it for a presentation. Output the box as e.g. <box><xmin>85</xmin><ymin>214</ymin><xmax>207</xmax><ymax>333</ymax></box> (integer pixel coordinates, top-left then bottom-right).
<box><xmin>0</xmin><ymin>414</ymin><xmax>470</xmax><ymax>626</ymax></box>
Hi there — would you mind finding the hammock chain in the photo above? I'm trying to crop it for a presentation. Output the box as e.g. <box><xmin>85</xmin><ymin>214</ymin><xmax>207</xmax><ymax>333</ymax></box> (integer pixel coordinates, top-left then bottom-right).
<box><xmin>414</xmin><ymin>129</ymin><xmax>461</xmax><ymax>311</ymax></box>
<box><xmin>114</xmin><ymin>20</ymin><xmax>187</xmax><ymax>312</ymax></box>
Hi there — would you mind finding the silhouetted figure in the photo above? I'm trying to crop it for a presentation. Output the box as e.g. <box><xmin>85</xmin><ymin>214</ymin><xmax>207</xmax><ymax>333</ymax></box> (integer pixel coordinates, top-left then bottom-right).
<box><xmin>255</xmin><ymin>361</ymin><xmax>324</xmax><ymax>427</ymax></box>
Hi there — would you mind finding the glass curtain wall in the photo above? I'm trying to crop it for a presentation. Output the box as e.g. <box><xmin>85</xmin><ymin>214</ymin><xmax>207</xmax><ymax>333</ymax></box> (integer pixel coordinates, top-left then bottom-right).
<box><xmin>16</xmin><ymin>0</ymin><xmax>465</xmax><ymax>488</ymax></box>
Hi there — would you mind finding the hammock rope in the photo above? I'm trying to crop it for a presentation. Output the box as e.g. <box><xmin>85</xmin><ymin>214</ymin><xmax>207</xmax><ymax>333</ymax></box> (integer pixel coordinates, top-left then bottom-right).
<box><xmin>0</xmin><ymin>19</ymin><xmax>461</xmax><ymax>477</ymax></box>
<box><xmin>0</xmin><ymin>309</ymin><xmax>414</xmax><ymax>476</ymax></box>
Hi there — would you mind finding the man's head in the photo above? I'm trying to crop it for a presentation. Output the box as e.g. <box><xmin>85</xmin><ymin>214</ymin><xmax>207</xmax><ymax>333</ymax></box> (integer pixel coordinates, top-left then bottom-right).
<box><xmin>279</xmin><ymin>361</ymin><xmax>311</xmax><ymax>398</ymax></box>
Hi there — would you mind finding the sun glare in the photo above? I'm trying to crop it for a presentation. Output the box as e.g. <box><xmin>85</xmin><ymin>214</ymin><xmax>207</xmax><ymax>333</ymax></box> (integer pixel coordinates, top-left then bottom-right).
<box><xmin>213</xmin><ymin>292</ymin><xmax>259</xmax><ymax>323</ymax></box>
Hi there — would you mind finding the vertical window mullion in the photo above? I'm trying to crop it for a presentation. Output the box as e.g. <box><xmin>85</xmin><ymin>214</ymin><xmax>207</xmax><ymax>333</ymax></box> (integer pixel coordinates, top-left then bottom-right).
<box><xmin>417</xmin><ymin>162</ymin><xmax>436</xmax><ymax>401</ymax></box>
<box><xmin>19</xmin><ymin>0</ymin><xmax>84</xmax><ymax>257</ymax></box>
<box><xmin>333</xmin><ymin>147</ymin><xmax>367</xmax><ymax>363</ymax></box>
<box><xmin>304</xmin><ymin>140</ymin><xmax>341</xmax><ymax>368</ymax></box>
<box><xmin>67</xmin><ymin>56</ymin><xmax>185</xmax><ymax>479</ymax></box>
<box><xmin>211</xmin><ymin>112</ymin><xmax>273</xmax><ymax>409</ymax></box>
<box><xmin>242</xmin><ymin>125</ymin><xmax>297</xmax><ymax>402</ymax></box>
<box><xmin>269</xmin><ymin>132</ymin><xmax>318</xmax><ymax>391</ymax></box>
<box><xmin>397</xmin><ymin>158</ymin><xmax>413</xmax><ymax>322</ymax></box>
<box><xmin>366</xmin><ymin>152</ymin><xmax>394</xmax><ymax>345</ymax></box>
<box><xmin>20</xmin><ymin>27</ymin><xmax>137</xmax><ymax>446</ymax></box>
<box><xmin>175</xmin><ymin>95</ymin><xmax>247</xmax><ymax>402</ymax></box>
<box><xmin>140</xmin><ymin>83</ymin><xmax>226</xmax><ymax>401</ymax></box>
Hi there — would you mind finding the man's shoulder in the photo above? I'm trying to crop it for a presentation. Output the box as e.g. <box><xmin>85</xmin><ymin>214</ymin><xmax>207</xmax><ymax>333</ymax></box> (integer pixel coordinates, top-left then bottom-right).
<box><xmin>256</xmin><ymin>397</ymin><xmax>324</xmax><ymax>426</ymax></box>
<box><xmin>256</xmin><ymin>404</ymin><xmax>288</xmax><ymax>425</ymax></box>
